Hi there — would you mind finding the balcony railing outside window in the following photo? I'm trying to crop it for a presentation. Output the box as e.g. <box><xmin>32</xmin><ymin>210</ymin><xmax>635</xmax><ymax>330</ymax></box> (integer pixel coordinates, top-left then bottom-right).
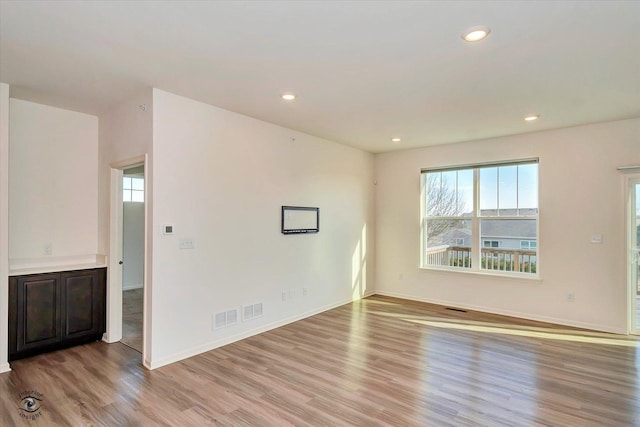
<box><xmin>425</xmin><ymin>246</ymin><xmax>537</xmax><ymax>274</ymax></box>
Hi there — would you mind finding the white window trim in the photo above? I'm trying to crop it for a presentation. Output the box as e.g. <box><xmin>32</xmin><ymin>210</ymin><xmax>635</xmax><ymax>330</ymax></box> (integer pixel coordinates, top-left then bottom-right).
<box><xmin>483</xmin><ymin>240</ymin><xmax>500</xmax><ymax>248</ymax></box>
<box><xmin>421</xmin><ymin>161</ymin><xmax>540</xmax><ymax>278</ymax></box>
<box><xmin>520</xmin><ymin>240</ymin><xmax>537</xmax><ymax>250</ymax></box>
<box><xmin>123</xmin><ymin>176</ymin><xmax>144</xmax><ymax>203</ymax></box>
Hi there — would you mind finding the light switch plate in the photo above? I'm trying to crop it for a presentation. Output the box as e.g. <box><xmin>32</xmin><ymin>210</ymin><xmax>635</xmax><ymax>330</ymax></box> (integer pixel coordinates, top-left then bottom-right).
<box><xmin>591</xmin><ymin>234</ymin><xmax>602</xmax><ymax>244</ymax></box>
<box><xmin>179</xmin><ymin>238</ymin><xmax>194</xmax><ymax>249</ymax></box>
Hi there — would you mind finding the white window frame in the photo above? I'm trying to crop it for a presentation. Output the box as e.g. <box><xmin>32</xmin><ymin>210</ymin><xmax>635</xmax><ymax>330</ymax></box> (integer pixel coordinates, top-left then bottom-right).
<box><xmin>123</xmin><ymin>176</ymin><xmax>144</xmax><ymax>203</ymax></box>
<box><xmin>520</xmin><ymin>240</ymin><xmax>537</xmax><ymax>250</ymax></box>
<box><xmin>421</xmin><ymin>159</ymin><xmax>539</xmax><ymax>277</ymax></box>
<box><xmin>483</xmin><ymin>240</ymin><xmax>500</xmax><ymax>248</ymax></box>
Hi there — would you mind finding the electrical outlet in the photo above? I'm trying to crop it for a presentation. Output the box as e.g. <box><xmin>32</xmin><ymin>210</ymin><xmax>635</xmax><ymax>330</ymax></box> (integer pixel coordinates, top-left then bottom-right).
<box><xmin>567</xmin><ymin>292</ymin><xmax>574</xmax><ymax>302</ymax></box>
<box><xmin>281</xmin><ymin>291</ymin><xmax>287</xmax><ymax>301</ymax></box>
<box><xmin>302</xmin><ymin>287</ymin><xmax>308</xmax><ymax>296</ymax></box>
<box><xmin>44</xmin><ymin>243</ymin><xmax>52</xmax><ymax>255</ymax></box>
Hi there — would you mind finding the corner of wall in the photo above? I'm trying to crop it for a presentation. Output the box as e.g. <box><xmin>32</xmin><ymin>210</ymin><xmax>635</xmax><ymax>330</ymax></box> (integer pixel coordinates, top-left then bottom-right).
<box><xmin>0</xmin><ymin>82</ymin><xmax>10</xmax><ymax>372</ymax></box>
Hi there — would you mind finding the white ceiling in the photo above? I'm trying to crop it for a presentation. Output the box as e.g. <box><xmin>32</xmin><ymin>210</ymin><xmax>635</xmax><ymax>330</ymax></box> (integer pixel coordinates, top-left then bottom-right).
<box><xmin>1</xmin><ymin>1</ymin><xmax>639</xmax><ymax>153</ymax></box>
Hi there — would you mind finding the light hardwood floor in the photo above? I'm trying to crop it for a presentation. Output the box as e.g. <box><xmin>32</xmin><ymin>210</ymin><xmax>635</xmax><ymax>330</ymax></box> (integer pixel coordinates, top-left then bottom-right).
<box><xmin>1</xmin><ymin>295</ymin><xmax>639</xmax><ymax>426</ymax></box>
<box><xmin>121</xmin><ymin>288</ymin><xmax>143</xmax><ymax>353</ymax></box>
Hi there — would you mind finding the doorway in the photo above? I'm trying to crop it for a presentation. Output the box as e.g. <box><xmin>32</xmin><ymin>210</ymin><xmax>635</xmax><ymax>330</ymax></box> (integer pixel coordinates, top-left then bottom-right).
<box><xmin>121</xmin><ymin>165</ymin><xmax>145</xmax><ymax>352</ymax></box>
<box><xmin>106</xmin><ymin>154</ymin><xmax>148</xmax><ymax>365</ymax></box>
<box><xmin>629</xmin><ymin>178</ymin><xmax>640</xmax><ymax>334</ymax></box>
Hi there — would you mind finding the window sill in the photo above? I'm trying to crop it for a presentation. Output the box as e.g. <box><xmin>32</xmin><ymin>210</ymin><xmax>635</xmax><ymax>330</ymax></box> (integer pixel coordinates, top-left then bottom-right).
<box><xmin>420</xmin><ymin>265</ymin><xmax>542</xmax><ymax>282</ymax></box>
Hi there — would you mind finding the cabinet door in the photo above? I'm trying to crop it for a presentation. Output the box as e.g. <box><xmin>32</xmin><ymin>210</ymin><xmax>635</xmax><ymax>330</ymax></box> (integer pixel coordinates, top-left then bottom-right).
<box><xmin>61</xmin><ymin>269</ymin><xmax>104</xmax><ymax>340</ymax></box>
<box><xmin>14</xmin><ymin>274</ymin><xmax>63</xmax><ymax>353</ymax></box>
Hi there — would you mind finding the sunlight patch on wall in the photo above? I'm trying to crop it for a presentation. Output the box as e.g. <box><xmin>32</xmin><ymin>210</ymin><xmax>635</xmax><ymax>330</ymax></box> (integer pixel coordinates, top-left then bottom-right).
<box><xmin>352</xmin><ymin>224</ymin><xmax>368</xmax><ymax>299</ymax></box>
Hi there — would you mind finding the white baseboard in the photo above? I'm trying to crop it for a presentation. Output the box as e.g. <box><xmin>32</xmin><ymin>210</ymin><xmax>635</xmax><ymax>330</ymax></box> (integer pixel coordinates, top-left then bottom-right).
<box><xmin>373</xmin><ymin>290</ymin><xmax>625</xmax><ymax>335</ymax></box>
<box><xmin>146</xmin><ymin>291</ymin><xmax>374</xmax><ymax>370</ymax></box>
<box><xmin>0</xmin><ymin>362</ymin><xmax>11</xmax><ymax>374</ymax></box>
<box><xmin>122</xmin><ymin>283</ymin><xmax>143</xmax><ymax>291</ymax></box>
<box><xmin>102</xmin><ymin>333</ymin><xmax>121</xmax><ymax>344</ymax></box>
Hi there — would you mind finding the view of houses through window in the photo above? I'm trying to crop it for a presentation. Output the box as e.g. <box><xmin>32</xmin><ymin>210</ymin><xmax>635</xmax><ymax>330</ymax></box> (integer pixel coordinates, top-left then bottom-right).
<box><xmin>422</xmin><ymin>160</ymin><xmax>538</xmax><ymax>275</ymax></box>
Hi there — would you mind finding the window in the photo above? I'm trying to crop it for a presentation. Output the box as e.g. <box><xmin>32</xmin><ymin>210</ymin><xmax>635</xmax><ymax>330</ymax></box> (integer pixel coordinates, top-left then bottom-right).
<box><xmin>123</xmin><ymin>177</ymin><xmax>144</xmax><ymax>202</ymax></box>
<box><xmin>520</xmin><ymin>240</ymin><xmax>537</xmax><ymax>250</ymax></box>
<box><xmin>421</xmin><ymin>159</ymin><xmax>538</xmax><ymax>275</ymax></box>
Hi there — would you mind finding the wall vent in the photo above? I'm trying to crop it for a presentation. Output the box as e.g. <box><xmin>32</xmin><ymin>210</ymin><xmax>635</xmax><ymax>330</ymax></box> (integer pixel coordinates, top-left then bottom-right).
<box><xmin>213</xmin><ymin>308</ymin><xmax>239</xmax><ymax>330</ymax></box>
<box><xmin>242</xmin><ymin>302</ymin><xmax>264</xmax><ymax>322</ymax></box>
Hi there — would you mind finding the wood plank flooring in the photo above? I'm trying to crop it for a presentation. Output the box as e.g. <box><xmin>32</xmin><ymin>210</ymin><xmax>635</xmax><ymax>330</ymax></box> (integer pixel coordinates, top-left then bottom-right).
<box><xmin>121</xmin><ymin>288</ymin><xmax>143</xmax><ymax>353</ymax></box>
<box><xmin>1</xmin><ymin>295</ymin><xmax>639</xmax><ymax>426</ymax></box>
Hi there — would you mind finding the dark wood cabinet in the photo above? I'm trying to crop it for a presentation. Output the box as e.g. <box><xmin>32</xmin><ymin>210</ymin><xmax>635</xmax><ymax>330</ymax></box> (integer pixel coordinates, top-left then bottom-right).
<box><xmin>13</xmin><ymin>274</ymin><xmax>63</xmax><ymax>354</ymax></box>
<box><xmin>9</xmin><ymin>268</ymin><xmax>106</xmax><ymax>361</ymax></box>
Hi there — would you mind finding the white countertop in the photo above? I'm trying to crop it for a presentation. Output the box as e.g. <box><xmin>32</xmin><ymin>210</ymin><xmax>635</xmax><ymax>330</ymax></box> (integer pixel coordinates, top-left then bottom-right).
<box><xmin>9</xmin><ymin>254</ymin><xmax>108</xmax><ymax>276</ymax></box>
<box><xmin>9</xmin><ymin>263</ymin><xmax>107</xmax><ymax>276</ymax></box>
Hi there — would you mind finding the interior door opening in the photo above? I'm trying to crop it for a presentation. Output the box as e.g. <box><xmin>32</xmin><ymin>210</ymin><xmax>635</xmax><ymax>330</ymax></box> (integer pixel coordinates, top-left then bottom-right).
<box><xmin>630</xmin><ymin>178</ymin><xmax>640</xmax><ymax>334</ymax></box>
<box><xmin>121</xmin><ymin>165</ymin><xmax>144</xmax><ymax>352</ymax></box>
<box><xmin>106</xmin><ymin>154</ymin><xmax>148</xmax><ymax>366</ymax></box>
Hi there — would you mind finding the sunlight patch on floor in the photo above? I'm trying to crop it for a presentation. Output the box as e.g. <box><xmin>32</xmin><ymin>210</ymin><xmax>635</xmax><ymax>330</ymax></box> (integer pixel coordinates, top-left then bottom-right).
<box><xmin>362</xmin><ymin>299</ymin><xmax>402</xmax><ymax>307</ymax></box>
<box><xmin>408</xmin><ymin>318</ymin><xmax>638</xmax><ymax>347</ymax></box>
<box><xmin>370</xmin><ymin>310</ymin><xmax>639</xmax><ymax>347</ymax></box>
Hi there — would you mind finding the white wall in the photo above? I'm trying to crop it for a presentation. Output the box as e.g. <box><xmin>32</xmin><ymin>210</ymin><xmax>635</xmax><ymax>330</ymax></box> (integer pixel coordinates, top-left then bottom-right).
<box><xmin>375</xmin><ymin>118</ymin><xmax>640</xmax><ymax>333</ymax></box>
<box><xmin>123</xmin><ymin>201</ymin><xmax>144</xmax><ymax>289</ymax></box>
<box><xmin>9</xmin><ymin>99</ymin><xmax>99</xmax><ymax>268</ymax></box>
<box><xmin>0</xmin><ymin>82</ymin><xmax>10</xmax><ymax>372</ymax></box>
<box><xmin>98</xmin><ymin>91</ymin><xmax>153</xmax><ymax>255</ymax></box>
<box><xmin>150</xmin><ymin>89</ymin><xmax>375</xmax><ymax>367</ymax></box>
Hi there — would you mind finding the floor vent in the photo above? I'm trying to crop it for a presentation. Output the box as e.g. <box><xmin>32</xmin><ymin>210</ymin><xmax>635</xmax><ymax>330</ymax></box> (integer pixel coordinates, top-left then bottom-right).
<box><xmin>445</xmin><ymin>307</ymin><xmax>468</xmax><ymax>313</ymax></box>
<box><xmin>213</xmin><ymin>308</ymin><xmax>238</xmax><ymax>330</ymax></box>
<box><xmin>243</xmin><ymin>302</ymin><xmax>264</xmax><ymax>322</ymax></box>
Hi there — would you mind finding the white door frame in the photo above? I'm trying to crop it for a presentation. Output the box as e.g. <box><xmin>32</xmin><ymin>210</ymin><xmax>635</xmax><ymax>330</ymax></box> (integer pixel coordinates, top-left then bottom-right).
<box><xmin>106</xmin><ymin>154</ymin><xmax>149</xmax><ymax>364</ymax></box>
<box><xmin>627</xmin><ymin>175</ymin><xmax>640</xmax><ymax>335</ymax></box>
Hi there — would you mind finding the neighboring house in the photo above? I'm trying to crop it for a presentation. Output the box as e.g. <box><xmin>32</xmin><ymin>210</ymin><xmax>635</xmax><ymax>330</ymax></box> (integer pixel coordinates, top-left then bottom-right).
<box><xmin>442</xmin><ymin>227</ymin><xmax>471</xmax><ymax>247</ymax></box>
<box><xmin>439</xmin><ymin>210</ymin><xmax>537</xmax><ymax>251</ymax></box>
<box><xmin>480</xmin><ymin>219</ymin><xmax>537</xmax><ymax>251</ymax></box>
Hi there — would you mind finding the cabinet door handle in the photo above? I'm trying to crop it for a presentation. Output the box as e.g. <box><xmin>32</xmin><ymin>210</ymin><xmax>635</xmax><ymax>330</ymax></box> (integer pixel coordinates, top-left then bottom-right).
<box><xmin>119</xmin><ymin>261</ymin><xmax>123</xmax><ymax>265</ymax></box>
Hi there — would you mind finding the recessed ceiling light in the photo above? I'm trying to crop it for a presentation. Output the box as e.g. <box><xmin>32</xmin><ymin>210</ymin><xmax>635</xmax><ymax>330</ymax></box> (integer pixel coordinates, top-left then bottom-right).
<box><xmin>524</xmin><ymin>115</ymin><xmax>540</xmax><ymax>122</ymax></box>
<box><xmin>391</xmin><ymin>138</ymin><xmax>401</xmax><ymax>143</ymax></box>
<box><xmin>281</xmin><ymin>93</ymin><xmax>296</xmax><ymax>101</ymax></box>
<box><xmin>462</xmin><ymin>26</ymin><xmax>491</xmax><ymax>42</ymax></box>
